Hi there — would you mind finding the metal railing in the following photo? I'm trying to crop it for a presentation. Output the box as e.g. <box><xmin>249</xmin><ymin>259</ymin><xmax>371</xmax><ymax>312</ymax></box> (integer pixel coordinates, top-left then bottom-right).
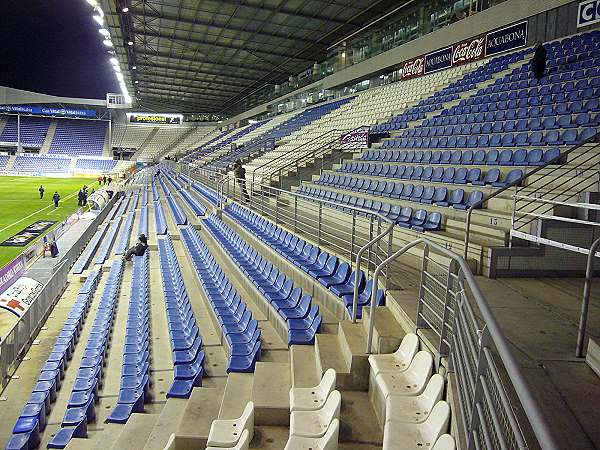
<box><xmin>463</xmin><ymin>132</ymin><xmax>600</xmax><ymax>261</ymax></box>
<box><xmin>182</xmin><ymin>166</ymin><xmax>396</xmax><ymax>288</ymax></box>
<box><xmin>366</xmin><ymin>237</ymin><xmax>559</xmax><ymax>450</ymax></box>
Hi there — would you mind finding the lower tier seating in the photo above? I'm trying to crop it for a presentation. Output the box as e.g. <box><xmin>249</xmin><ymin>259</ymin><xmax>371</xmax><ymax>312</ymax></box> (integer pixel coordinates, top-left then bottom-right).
<box><xmin>47</xmin><ymin>261</ymin><xmax>125</xmax><ymax>449</ymax></box>
<box><xmin>157</xmin><ymin>235</ymin><xmax>205</xmax><ymax>398</ymax></box>
<box><xmin>203</xmin><ymin>214</ymin><xmax>322</xmax><ymax>345</ymax></box>
<box><xmin>225</xmin><ymin>202</ymin><xmax>385</xmax><ymax>318</ymax></box>
<box><xmin>6</xmin><ymin>271</ymin><xmax>102</xmax><ymax>450</ymax></box>
<box><xmin>154</xmin><ymin>197</ymin><xmax>168</xmax><ymax>235</ymax></box>
<box><xmin>181</xmin><ymin>226</ymin><xmax>262</xmax><ymax>372</ymax></box>
<box><xmin>106</xmin><ymin>253</ymin><xmax>151</xmax><ymax>423</ymax></box>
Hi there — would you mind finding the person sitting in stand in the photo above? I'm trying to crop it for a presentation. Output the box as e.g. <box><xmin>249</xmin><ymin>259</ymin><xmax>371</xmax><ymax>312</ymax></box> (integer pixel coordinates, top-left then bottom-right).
<box><xmin>123</xmin><ymin>234</ymin><xmax>148</xmax><ymax>261</ymax></box>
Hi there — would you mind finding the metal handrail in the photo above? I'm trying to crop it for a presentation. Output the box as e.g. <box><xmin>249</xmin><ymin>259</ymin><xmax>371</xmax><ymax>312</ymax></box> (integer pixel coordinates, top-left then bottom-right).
<box><xmin>251</xmin><ymin>129</ymin><xmax>341</xmax><ymax>183</ymax></box>
<box><xmin>367</xmin><ymin>237</ymin><xmax>559</xmax><ymax>450</ymax></box>
<box><xmin>577</xmin><ymin>237</ymin><xmax>600</xmax><ymax>357</ymax></box>
<box><xmin>264</xmin><ymin>125</ymin><xmax>369</xmax><ymax>185</ymax></box>
<box><xmin>463</xmin><ymin>131</ymin><xmax>600</xmax><ymax>260</ymax></box>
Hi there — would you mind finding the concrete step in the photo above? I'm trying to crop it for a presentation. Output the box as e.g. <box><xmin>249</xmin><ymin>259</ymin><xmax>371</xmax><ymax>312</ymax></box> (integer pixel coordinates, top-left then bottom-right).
<box><xmin>339</xmin><ymin>390</ymin><xmax>383</xmax><ymax>446</ymax></box>
<box><xmin>251</xmin><ymin>362</ymin><xmax>291</xmax><ymax>426</ymax></box>
<box><xmin>290</xmin><ymin>345</ymin><xmax>320</xmax><ymax>388</ymax></box>
<box><xmin>587</xmin><ymin>338</ymin><xmax>600</xmax><ymax>379</ymax></box>
<box><xmin>110</xmin><ymin>413</ymin><xmax>159</xmax><ymax>450</ymax></box>
<box><xmin>143</xmin><ymin>398</ymin><xmax>188</xmax><ymax>450</ymax></box>
<box><xmin>337</xmin><ymin>321</ymin><xmax>370</xmax><ymax>391</ymax></box>
<box><xmin>174</xmin><ymin>387</ymin><xmax>223</xmax><ymax>450</ymax></box>
<box><xmin>361</xmin><ymin>306</ymin><xmax>406</xmax><ymax>354</ymax></box>
<box><xmin>218</xmin><ymin>373</ymin><xmax>255</xmax><ymax>419</ymax></box>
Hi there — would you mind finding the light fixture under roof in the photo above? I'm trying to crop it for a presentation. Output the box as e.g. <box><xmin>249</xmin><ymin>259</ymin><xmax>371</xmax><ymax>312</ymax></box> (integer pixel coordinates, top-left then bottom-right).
<box><xmin>110</xmin><ymin>57</ymin><xmax>119</xmax><ymax>65</ymax></box>
<box><xmin>122</xmin><ymin>7</ymin><xmax>129</xmax><ymax>12</ymax></box>
<box><xmin>132</xmin><ymin>66</ymin><xmax>137</xmax><ymax>70</ymax></box>
<box><xmin>128</xmin><ymin>41</ymin><xmax>134</xmax><ymax>46</ymax></box>
<box><xmin>103</xmin><ymin>39</ymin><xmax>113</xmax><ymax>47</ymax></box>
<box><xmin>85</xmin><ymin>0</ymin><xmax>98</xmax><ymax>6</ymax></box>
<box><xmin>99</xmin><ymin>28</ymin><xmax>110</xmax><ymax>36</ymax></box>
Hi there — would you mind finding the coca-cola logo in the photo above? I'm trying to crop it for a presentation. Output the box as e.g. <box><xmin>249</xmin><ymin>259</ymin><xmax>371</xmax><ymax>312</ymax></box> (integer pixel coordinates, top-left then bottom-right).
<box><xmin>402</xmin><ymin>57</ymin><xmax>425</xmax><ymax>78</ymax></box>
<box><xmin>452</xmin><ymin>37</ymin><xmax>485</xmax><ymax>65</ymax></box>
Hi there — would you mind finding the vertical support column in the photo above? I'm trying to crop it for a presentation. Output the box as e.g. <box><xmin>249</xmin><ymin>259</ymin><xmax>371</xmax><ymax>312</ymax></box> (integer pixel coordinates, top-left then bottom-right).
<box><xmin>17</xmin><ymin>114</ymin><xmax>21</xmax><ymax>153</ymax></box>
<box><xmin>416</xmin><ymin>245</ymin><xmax>430</xmax><ymax>331</ymax></box>
<box><xmin>293</xmin><ymin>196</ymin><xmax>298</xmax><ymax>233</ymax></box>
<box><xmin>317</xmin><ymin>202</ymin><xmax>322</xmax><ymax>245</ymax></box>
<box><xmin>350</xmin><ymin>211</ymin><xmax>356</xmax><ymax>263</ymax></box>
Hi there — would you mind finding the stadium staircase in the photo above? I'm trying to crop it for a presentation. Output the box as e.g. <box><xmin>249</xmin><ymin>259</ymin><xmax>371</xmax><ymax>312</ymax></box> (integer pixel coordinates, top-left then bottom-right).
<box><xmin>133</xmin><ymin>128</ymin><xmax>160</xmax><ymax>160</ymax></box>
<box><xmin>0</xmin><ymin>116</ymin><xmax>7</xmax><ymax>137</ymax></box>
<box><xmin>5</xmin><ymin>155</ymin><xmax>16</xmax><ymax>171</ymax></box>
<box><xmin>40</xmin><ymin>121</ymin><xmax>57</xmax><ymax>155</ymax></box>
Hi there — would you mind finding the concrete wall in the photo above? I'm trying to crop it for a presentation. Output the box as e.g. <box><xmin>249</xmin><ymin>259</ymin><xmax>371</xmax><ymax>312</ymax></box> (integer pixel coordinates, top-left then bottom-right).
<box><xmin>224</xmin><ymin>0</ymin><xmax>580</xmax><ymax>127</ymax></box>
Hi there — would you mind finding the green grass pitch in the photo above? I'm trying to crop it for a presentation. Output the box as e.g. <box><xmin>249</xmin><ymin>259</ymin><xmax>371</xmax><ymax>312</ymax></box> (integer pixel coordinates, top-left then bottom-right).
<box><xmin>0</xmin><ymin>175</ymin><xmax>99</xmax><ymax>268</ymax></box>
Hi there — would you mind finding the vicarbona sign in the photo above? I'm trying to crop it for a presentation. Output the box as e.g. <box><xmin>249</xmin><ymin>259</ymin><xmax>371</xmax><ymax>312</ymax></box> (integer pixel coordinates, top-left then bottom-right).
<box><xmin>486</xmin><ymin>21</ymin><xmax>528</xmax><ymax>56</ymax></box>
<box><xmin>578</xmin><ymin>0</ymin><xmax>600</xmax><ymax>27</ymax></box>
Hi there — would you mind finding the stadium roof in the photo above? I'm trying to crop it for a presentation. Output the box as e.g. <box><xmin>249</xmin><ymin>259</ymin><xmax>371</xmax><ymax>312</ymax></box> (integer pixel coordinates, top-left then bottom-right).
<box><xmin>103</xmin><ymin>0</ymin><xmax>402</xmax><ymax>114</ymax></box>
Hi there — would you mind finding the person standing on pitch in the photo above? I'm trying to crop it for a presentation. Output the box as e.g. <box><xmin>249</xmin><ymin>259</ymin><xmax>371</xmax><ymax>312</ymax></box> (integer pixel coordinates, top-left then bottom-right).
<box><xmin>39</xmin><ymin>185</ymin><xmax>45</xmax><ymax>199</ymax></box>
<box><xmin>107</xmin><ymin>176</ymin><xmax>112</xmax><ymax>186</ymax></box>
<box><xmin>233</xmin><ymin>160</ymin><xmax>250</xmax><ymax>202</ymax></box>
<box><xmin>52</xmin><ymin>191</ymin><xmax>60</xmax><ymax>208</ymax></box>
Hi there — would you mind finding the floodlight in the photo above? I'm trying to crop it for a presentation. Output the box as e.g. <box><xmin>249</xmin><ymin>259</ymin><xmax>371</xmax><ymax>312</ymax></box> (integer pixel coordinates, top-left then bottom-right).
<box><xmin>113</xmin><ymin>65</ymin><xmax>121</xmax><ymax>72</ymax></box>
<box><xmin>92</xmin><ymin>7</ymin><xmax>104</xmax><ymax>26</ymax></box>
<box><xmin>116</xmin><ymin>72</ymin><xmax>124</xmax><ymax>82</ymax></box>
<box><xmin>110</xmin><ymin>57</ymin><xmax>119</xmax><ymax>65</ymax></box>
<box><xmin>103</xmin><ymin>39</ymin><xmax>113</xmax><ymax>47</ymax></box>
<box><xmin>99</xmin><ymin>28</ymin><xmax>110</xmax><ymax>36</ymax></box>
<box><xmin>86</xmin><ymin>0</ymin><xmax>98</xmax><ymax>6</ymax></box>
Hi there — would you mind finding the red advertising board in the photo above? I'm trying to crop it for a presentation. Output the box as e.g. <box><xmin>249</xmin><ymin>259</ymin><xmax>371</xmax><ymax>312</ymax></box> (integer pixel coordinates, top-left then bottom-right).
<box><xmin>452</xmin><ymin>35</ymin><xmax>486</xmax><ymax>66</ymax></box>
<box><xmin>401</xmin><ymin>56</ymin><xmax>426</xmax><ymax>79</ymax></box>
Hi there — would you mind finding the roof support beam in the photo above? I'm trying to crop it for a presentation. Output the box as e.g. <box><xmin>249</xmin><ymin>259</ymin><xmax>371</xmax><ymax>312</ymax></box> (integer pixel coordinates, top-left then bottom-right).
<box><xmin>137</xmin><ymin>79</ymin><xmax>240</xmax><ymax>97</ymax></box>
<box><xmin>140</xmin><ymin>85</ymin><xmax>232</xmax><ymax>101</ymax></box>
<box><xmin>134</xmin><ymin>62</ymin><xmax>263</xmax><ymax>84</ymax></box>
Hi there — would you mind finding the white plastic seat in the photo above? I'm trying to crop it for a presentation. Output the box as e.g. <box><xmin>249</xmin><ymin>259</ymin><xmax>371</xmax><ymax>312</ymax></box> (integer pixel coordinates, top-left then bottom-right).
<box><xmin>371</xmin><ymin>351</ymin><xmax>433</xmax><ymax>423</ymax></box>
<box><xmin>385</xmin><ymin>374</ymin><xmax>445</xmax><ymax>424</ymax></box>
<box><xmin>290</xmin><ymin>368</ymin><xmax>336</xmax><ymax>412</ymax></box>
<box><xmin>368</xmin><ymin>333</ymin><xmax>419</xmax><ymax>378</ymax></box>
<box><xmin>290</xmin><ymin>390</ymin><xmax>341</xmax><ymax>438</ymax></box>
<box><xmin>383</xmin><ymin>401</ymin><xmax>450</xmax><ymax>450</ymax></box>
<box><xmin>432</xmin><ymin>434</ymin><xmax>456</xmax><ymax>450</ymax></box>
<box><xmin>284</xmin><ymin>418</ymin><xmax>340</xmax><ymax>450</ymax></box>
<box><xmin>206</xmin><ymin>429</ymin><xmax>250</xmax><ymax>450</ymax></box>
<box><xmin>207</xmin><ymin>401</ymin><xmax>254</xmax><ymax>447</ymax></box>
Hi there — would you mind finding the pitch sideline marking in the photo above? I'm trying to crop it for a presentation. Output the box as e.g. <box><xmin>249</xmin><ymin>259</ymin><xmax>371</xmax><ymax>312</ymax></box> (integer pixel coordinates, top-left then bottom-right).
<box><xmin>0</xmin><ymin>190</ymin><xmax>79</xmax><ymax>234</ymax></box>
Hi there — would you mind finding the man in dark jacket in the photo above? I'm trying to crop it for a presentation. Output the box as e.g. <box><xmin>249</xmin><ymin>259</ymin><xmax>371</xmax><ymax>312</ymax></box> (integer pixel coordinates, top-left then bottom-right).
<box><xmin>39</xmin><ymin>185</ymin><xmax>45</xmax><ymax>199</ymax></box>
<box><xmin>531</xmin><ymin>42</ymin><xmax>547</xmax><ymax>80</ymax></box>
<box><xmin>124</xmin><ymin>234</ymin><xmax>148</xmax><ymax>261</ymax></box>
<box><xmin>52</xmin><ymin>192</ymin><xmax>60</xmax><ymax>208</ymax></box>
<box><xmin>233</xmin><ymin>160</ymin><xmax>250</xmax><ymax>202</ymax></box>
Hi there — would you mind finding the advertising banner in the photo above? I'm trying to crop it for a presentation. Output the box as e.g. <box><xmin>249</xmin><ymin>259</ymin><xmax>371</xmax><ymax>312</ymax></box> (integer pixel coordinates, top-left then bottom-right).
<box><xmin>401</xmin><ymin>56</ymin><xmax>426</xmax><ymax>79</ymax></box>
<box><xmin>0</xmin><ymin>105</ymin><xmax>96</xmax><ymax>118</ymax></box>
<box><xmin>577</xmin><ymin>0</ymin><xmax>600</xmax><ymax>28</ymax></box>
<box><xmin>426</xmin><ymin>46</ymin><xmax>453</xmax><ymax>73</ymax></box>
<box><xmin>340</xmin><ymin>128</ymin><xmax>370</xmax><ymax>149</ymax></box>
<box><xmin>0</xmin><ymin>221</ymin><xmax>56</xmax><ymax>247</ymax></box>
<box><xmin>485</xmin><ymin>21</ymin><xmax>528</xmax><ymax>56</ymax></box>
<box><xmin>0</xmin><ymin>277</ymin><xmax>42</xmax><ymax>317</ymax></box>
<box><xmin>0</xmin><ymin>255</ymin><xmax>25</xmax><ymax>295</ymax></box>
<box><xmin>399</xmin><ymin>20</ymin><xmax>528</xmax><ymax>80</ymax></box>
<box><xmin>452</xmin><ymin>35</ymin><xmax>486</xmax><ymax>66</ymax></box>
<box><xmin>128</xmin><ymin>113</ymin><xmax>183</xmax><ymax>125</ymax></box>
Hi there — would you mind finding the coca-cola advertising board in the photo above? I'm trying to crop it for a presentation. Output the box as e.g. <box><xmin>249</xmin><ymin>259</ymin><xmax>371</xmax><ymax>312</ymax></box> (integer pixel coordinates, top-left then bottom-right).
<box><xmin>452</xmin><ymin>36</ymin><xmax>486</xmax><ymax>66</ymax></box>
<box><xmin>401</xmin><ymin>56</ymin><xmax>425</xmax><ymax>79</ymax></box>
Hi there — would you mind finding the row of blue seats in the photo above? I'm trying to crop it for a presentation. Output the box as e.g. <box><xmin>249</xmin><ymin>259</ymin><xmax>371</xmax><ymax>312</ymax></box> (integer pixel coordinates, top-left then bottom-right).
<box><xmin>106</xmin><ymin>253</ymin><xmax>151</xmax><ymax>423</ymax></box>
<box><xmin>181</xmin><ymin>226</ymin><xmax>262</xmax><ymax>372</ymax></box>
<box><xmin>142</xmin><ymin>188</ymin><xmax>148</xmax><ymax>207</ymax></box>
<box><xmin>296</xmin><ymin>185</ymin><xmax>443</xmax><ymax>232</ymax></box>
<box><xmin>406</xmin><ymin>113</ymin><xmax>598</xmax><ymax>137</ymax></box>
<box><xmin>314</xmin><ymin>174</ymin><xmax>484</xmax><ymax>210</ymax></box>
<box><xmin>157</xmin><ymin>236</ymin><xmax>205</xmax><ymax>398</ymax></box>
<box><xmin>47</xmin><ymin>262</ymin><xmax>125</xmax><ymax>448</ymax></box>
<box><xmin>390</xmin><ymin>128</ymin><xmax>596</xmax><ymax>149</ymax></box>
<box><xmin>497</xmin><ymin>66</ymin><xmax>600</xmax><ymax>87</ymax></box>
<box><xmin>72</xmin><ymin>222</ymin><xmax>109</xmax><ymax>274</ymax></box>
<box><xmin>163</xmin><ymin>173</ymin><xmax>207</xmax><ymax>217</ymax></box>
<box><xmin>114</xmin><ymin>211</ymin><xmax>135</xmax><ymax>255</ymax></box>
<box><xmin>336</xmin><ymin>162</ymin><xmax>523</xmax><ymax>187</ymax></box>
<box><xmin>152</xmin><ymin>184</ymin><xmax>160</xmax><ymax>202</ymax></box>
<box><xmin>166</xmin><ymin>193</ymin><xmax>188</xmax><ymax>226</ymax></box>
<box><xmin>226</xmin><ymin>203</ymin><xmax>385</xmax><ymax>319</ymax></box>
<box><xmin>361</xmin><ymin>148</ymin><xmax>560</xmax><ymax>166</ymax></box>
<box><xmin>94</xmin><ymin>216</ymin><xmax>122</xmax><ymax>264</ymax></box>
<box><xmin>138</xmin><ymin>205</ymin><xmax>148</xmax><ymax>237</ymax></box>
<box><xmin>483</xmin><ymin>74</ymin><xmax>600</xmax><ymax>97</ymax></box>
<box><xmin>427</xmin><ymin>102</ymin><xmax>600</xmax><ymax>124</ymax></box>
<box><xmin>6</xmin><ymin>271</ymin><xmax>102</xmax><ymax>450</ymax></box>
<box><xmin>128</xmin><ymin>191</ymin><xmax>139</xmax><ymax>212</ymax></box>
<box><xmin>204</xmin><ymin>215</ymin><xmax>322</xmax><ymax>345</ymax></box>
<box><xmin>189</xmin><ymin>178</ymin><xmax>222</xmax><ymax>206</ymax></box>
<box><xmin>154</xmin><ymin>198</ymin><xmax>168</xmax><ymax>235</ymax></box>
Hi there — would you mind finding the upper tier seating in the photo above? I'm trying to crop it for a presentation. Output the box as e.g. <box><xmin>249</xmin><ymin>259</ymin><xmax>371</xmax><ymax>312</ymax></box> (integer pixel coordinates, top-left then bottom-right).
<box><xmin>0</xmin><ymin>115</ymin><xmax>50</xmax><ymax>148</ymax></box>
<box><xmin>166</xmin><ymin>124</ymin><xmax>216</xmax><ymax>157</ymax></box>
<box><xmin>111</xmin><ymin>123</ymin><xmax>154</xmax><ymax>150</ymax></box>
<box><xmin>0</xmin><ymin>154</ymin><xmax>10</xmax><ymax>171</ymax></box>
<box><xmin>74</xmin><ymin>158</ymin><xmax>117</xmax><ymax>172</ymax></box>
<box><xmin>182</xmin><ymin>128</ymin><xmax>235</xmax><ymax>162</ymax></box>
<box><xmin>49</xmin><ymin>119</ymin><xmax>107</xmax><ymax>156</ymax></box>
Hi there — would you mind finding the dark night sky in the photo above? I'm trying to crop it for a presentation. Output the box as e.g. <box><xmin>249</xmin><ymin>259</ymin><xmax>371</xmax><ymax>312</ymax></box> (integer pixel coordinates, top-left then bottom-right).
<box><xmin>0</xmin><ymin>0</ymin><xmax>119</xmax><ymax>99</ymax></box>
